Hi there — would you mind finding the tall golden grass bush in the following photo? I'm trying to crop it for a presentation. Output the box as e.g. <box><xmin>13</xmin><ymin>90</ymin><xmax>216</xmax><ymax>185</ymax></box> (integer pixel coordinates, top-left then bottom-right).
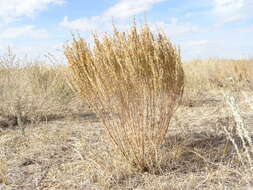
<box><xmin>64</xmin><ymin>23</ymin><xmax>184</xmax><ymax>171</ymax></box>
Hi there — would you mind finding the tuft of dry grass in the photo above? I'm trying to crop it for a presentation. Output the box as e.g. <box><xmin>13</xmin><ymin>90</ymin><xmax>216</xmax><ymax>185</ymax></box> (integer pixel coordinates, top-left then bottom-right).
<box><xmin>224</xmin><ymin>93</ymin><xmax>253</xmax><ymax>169</ymax></box>
<box><xmin>64</xmin><ymin>23</ymin><xmax>184</xmax><ymax>171</ymax></box>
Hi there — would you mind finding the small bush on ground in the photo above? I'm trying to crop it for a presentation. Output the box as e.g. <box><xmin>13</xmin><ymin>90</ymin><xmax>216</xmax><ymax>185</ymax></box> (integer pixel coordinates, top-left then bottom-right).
<box><xmin>64</xmin><ymin>22</ymin><xmax>184</xmax><ymax>171</ymax></box>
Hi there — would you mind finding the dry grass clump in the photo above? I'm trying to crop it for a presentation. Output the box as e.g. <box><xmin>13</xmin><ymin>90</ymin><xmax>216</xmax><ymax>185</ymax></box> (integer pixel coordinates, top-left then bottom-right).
<box><xmin>0</xmin><ymin>50</ymin><xmax>74</xmax><ymax>130</ymax></box>
<box><xmin>64</xmin><ymin>23</ymin><xmax>184</xmax><ymax>171</ymax></box>
<box><xmin>224</xmin><ymin>93</ymin><xmax>253</xmax><ymax>169</ymax></box>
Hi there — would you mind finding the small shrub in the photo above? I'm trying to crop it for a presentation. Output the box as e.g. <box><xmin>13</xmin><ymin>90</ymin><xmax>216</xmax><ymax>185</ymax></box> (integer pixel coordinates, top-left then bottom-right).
<box><xmin>64</xmin><ymin>23</ymin><xmax>184</xmax><ymax>171</ymax></box>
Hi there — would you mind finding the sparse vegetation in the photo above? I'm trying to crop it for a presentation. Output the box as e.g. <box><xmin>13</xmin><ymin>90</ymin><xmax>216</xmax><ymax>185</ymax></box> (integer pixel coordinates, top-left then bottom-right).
<box><xmin>0</xmin><ymin>49</ymin><xmax>74</xmax><ymax>130</ymax></box>
<box><xmin>0</xmin><ymin>27</ymin><xmax>253</xmax><ymax>189</ymax></box>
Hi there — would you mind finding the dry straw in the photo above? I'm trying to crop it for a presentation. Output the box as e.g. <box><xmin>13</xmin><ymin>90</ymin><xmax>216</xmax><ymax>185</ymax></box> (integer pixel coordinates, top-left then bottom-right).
<box><xmin>225</xmin><ymin>93</ymin><xmax>253</xmax><ymax>169</ymax></box>
<box><xmin>64</xmin><ymin>22</ymin><xmax>184</xmax><ymax>171</ymax></box>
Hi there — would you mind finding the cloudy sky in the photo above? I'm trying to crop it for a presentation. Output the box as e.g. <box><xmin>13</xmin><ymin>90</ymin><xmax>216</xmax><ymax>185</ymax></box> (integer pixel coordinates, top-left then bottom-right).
<box><xmin>0</xmin><ymin>0</ymin><xmax>252</xmax><ymax>61</ymax></box>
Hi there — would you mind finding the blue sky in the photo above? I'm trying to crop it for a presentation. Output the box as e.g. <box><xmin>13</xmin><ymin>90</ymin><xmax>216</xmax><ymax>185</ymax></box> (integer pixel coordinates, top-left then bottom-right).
<box><xmin>0</xmin><ymin>0</ymin><xmax>252</xmax><ymax>61</ymax></box>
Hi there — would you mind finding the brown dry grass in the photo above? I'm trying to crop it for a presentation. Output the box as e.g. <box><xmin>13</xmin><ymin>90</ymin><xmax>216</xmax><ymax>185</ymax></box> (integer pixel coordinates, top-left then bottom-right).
<box><xmin>1</xmin><ymin>37</ymin><xmax>253</xmax><ymax>190</ymax></box>
<box><xmin>0</xmin><ymin>90</ymin><xmax>253</xmax><ymax>190</ymax></box>
<box><xmin>64</xmin><ymin>23</ymin><xmax>184</xmax><ymax>171</ymax></box>
<box><xmin>184</xmin><ymin>58</ymin><xmax>253</xmax><ymax>89</ymax></box>
<box><xmin>182</xmin><ymin>58</ymin><xmax>253</xmax><ymax>107</ymax></box>
<box><xmin>0</xmin><ymin>49</ymin><xmax>77</xmax><ymax>130</ymax></box>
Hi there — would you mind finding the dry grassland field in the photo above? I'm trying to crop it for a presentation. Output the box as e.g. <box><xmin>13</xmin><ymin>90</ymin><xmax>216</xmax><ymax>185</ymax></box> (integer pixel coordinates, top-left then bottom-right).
<box><xmin>0</xmin><ymin>25</ymin><xmax>253</xmax><ymax>190</ymax></box>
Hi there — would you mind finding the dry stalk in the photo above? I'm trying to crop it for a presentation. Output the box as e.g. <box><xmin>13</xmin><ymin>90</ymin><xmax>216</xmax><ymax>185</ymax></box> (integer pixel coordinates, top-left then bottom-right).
<box><xmin>225</xmin><ymin>93</ymin><xmax>253</xmax><ymax>169</ymax></box>
<box><xmin>64</xmin><ymin>22</ymin><xmax>184</xmax><ymax>171</ymax></box>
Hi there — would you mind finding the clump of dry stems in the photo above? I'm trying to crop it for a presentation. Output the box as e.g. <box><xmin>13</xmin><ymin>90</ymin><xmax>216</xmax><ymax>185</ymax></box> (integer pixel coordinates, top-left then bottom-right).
<box><xmin>65</xmin><ymin>23</ymin><xmax>184</xmax><ymax>171</ymax></box>
<box><xmin>224</xmin><ymin>93</ymin><xmax>253</xmax><ymax>170</ymax></box>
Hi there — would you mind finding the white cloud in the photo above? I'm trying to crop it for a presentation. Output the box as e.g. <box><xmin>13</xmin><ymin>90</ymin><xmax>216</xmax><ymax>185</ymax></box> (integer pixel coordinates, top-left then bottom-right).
<box><xmin>0</xmin><ymin>25</ymin><xmax>49</xmax><ymax>39</ymax></box>
<box><xmin>214</xmin><ymin>15</ymin><xmax>244</xmax><ymax>27</ymax></box>
<box><xmin>104</xmin><ymin>0</ymin><xmax>166</xmax><ymax>18</ymax></box>
<box><xmin>60</xmin><ymin>15</ymin><xmax>201</xmax><ymax>41</ymax></box>
<box><xmin>238</xmin><ymin>25</ymin><xmax>253</xmax><ymax>33</ymax></box>
<box><xmin>0</xmin><ymin>45</ymin><xmax>4</xmax><ymax>51</ymax></box>
<box><xmin>221</xmin><ymin>15</ymin><xmax>244</xmax><ymax>23</ymax></box>
<box><xmin>213</xmin><ymin>0</ymin><xmax>245</xmax><ymax>14</ymax></box>
<box><xmin>60</xmin><ymin>15</ymin><xmax>132</xmax><ymax>33</ymax></box>
<box><xmin>212</xmin><ymin>0</ymin><xmax>253</xmax><ymax>24</ymax></box>
<box><xmin>153</xmin><ymin>19</ymin><xmax>201</xmax><ymax>38</ymax></box>
<box><xmin>184</xmin><ymin>12</ymin><xmax>193</xmax><ymax>18</ymax></box>
<box><xmin>184</xmin><ymin>40</ymin><xmax>209</xmax><ymax>48</ymax></box>
<box><xmin>60</xmin><ymin>0</ymin><xmax>167</xmax><ymax>32</ymax></box>
<box><xmin>0</xmin><ymin>0</ymin><xmax>65</xmax><ymax>22</ymax></box>
<box><xmin>60</xmin><ymin>16</ymin><xmax>109</xmax><ymax>32</ymax></box>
